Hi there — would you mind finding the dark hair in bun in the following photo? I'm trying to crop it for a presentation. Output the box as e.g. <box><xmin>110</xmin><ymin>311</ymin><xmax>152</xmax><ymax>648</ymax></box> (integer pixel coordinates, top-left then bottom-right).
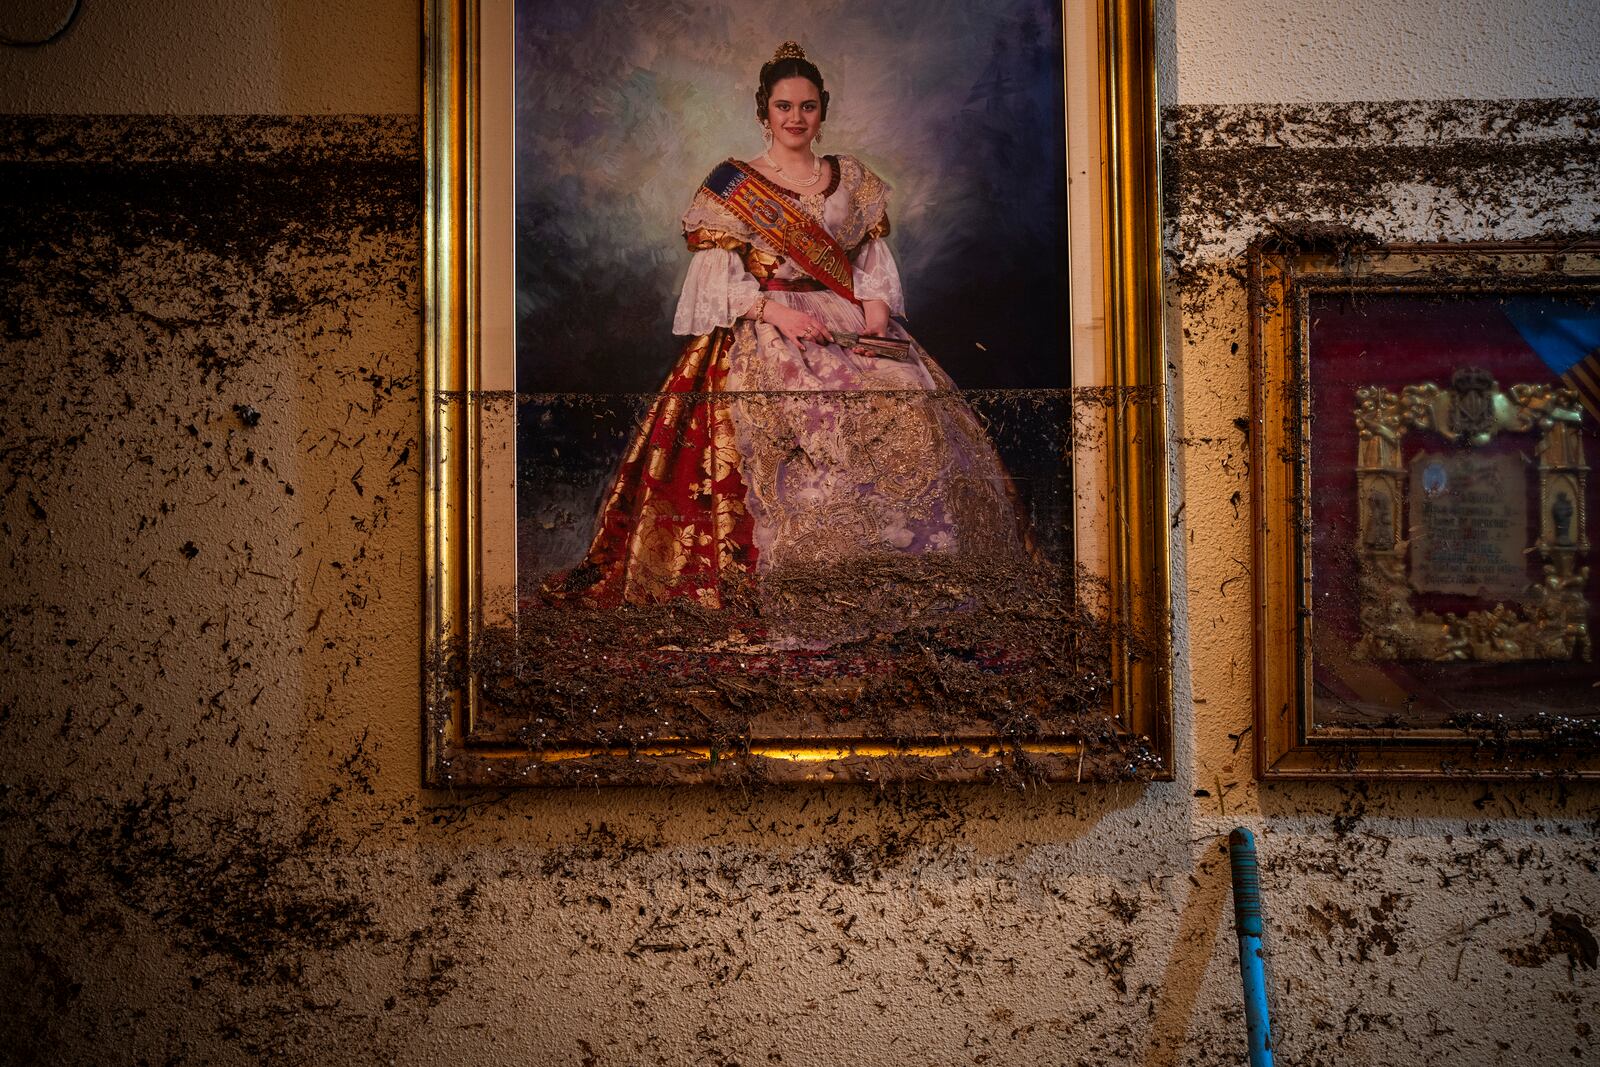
<box><xmin>756</xmin><ymin>49</ymin><xmax>829</xmax><ymax>123</ymax></box>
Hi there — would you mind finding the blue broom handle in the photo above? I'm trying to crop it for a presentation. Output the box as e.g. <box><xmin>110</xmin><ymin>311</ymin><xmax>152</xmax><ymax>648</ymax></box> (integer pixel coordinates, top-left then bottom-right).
<box><xmin>1229</xmin><ymin>828</ymin><xmax>1275</xmax><ymax>1067</ymax></box>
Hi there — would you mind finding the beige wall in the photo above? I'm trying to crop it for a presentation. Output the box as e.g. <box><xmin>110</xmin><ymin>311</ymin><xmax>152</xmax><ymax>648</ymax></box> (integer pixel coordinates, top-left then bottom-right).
<box><xmin>1173</xmin><ymin>0</ymin><xmax>1600</xmax><ymax>103</ymax></box>
<box><xmin>6</xmin><ymin>0</ymin><xmax>1595</xmax><ymax>114</ymax></box>
<box><xmin>2</xmin><ymin>2</ymin><xmax>1597</xmax><ymax>1065</ymax></box>
<box><xmin>0</xmin><ymin>0</ymin><xmax>418</xmax><ymax>113</ymax></box>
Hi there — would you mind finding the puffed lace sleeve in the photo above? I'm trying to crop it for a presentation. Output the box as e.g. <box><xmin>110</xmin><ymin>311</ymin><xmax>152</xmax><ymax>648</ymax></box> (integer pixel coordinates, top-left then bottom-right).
<box><xmin>852</xmin><ymin>238</ymin><xmax>906</xmax><ymax>318</ymax></box>
<box><xmin>672</xmin><ymin>247</ymin><xmax>763</xmax><ymax>336</ymax></box>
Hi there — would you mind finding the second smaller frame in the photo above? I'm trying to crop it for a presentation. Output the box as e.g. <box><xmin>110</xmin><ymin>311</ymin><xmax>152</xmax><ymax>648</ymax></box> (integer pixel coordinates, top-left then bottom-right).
<box><xmin>1250</xmin><ymin>241</ymin><xmax>1600</xmax><ymax>779</ymax></box>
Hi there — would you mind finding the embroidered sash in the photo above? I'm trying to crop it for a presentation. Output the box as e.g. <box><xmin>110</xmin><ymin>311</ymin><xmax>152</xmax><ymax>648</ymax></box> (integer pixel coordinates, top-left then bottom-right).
<box><xmin>701</xmin><ymin>160</ymin><xmax>857</xmax><ymax>303</ymax></box>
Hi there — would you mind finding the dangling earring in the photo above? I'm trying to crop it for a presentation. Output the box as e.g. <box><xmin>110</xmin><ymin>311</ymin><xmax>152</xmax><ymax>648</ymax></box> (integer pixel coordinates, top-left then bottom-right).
<box><xmin>814</xmin><ymin>126</ymin><xmax>823</xmax><ymax>147</ymax></box>
<box><xmin>761</xmin><ymin>122</ymin><xmax>773</xmax><ymax>149</ymax></box>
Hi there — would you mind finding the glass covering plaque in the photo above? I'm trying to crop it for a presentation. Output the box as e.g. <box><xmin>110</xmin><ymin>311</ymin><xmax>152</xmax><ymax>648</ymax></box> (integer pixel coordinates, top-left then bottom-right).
<box><xmin>1251</xmin><ymin>245</ymin><xmax>1600</xmax><ymax>778</ymax></box>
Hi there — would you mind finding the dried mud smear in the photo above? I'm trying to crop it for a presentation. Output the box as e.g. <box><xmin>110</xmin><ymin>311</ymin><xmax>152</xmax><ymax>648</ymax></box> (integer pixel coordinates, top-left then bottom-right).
<box><xmin>441</xmin><ymin>381</ymin><xmax>1164</xmax><ymax>786</ymax></box>
<box><xmin>1</xmin><ymin>116</ymin><xmax>428</xmax><ymax>1062</ymax></box>
<box><xmin>1503</xmin><ymin>911</ymin><xmax>1600</xmax><ymax>972</ymax></box>
<box><xmin>1</xmin><ymin>105</ymin><xmax>1598</xmax><ymax>1067</ymax></box>
<box><xmin>445</xmin><ymin>557</ymin><xmax>1159</xmax><ymax>786</ymax></box>
<box><xmin>1164</xmin><ymin>98</ymin><xmax>1600</xmax><ymax>269</ymax></box>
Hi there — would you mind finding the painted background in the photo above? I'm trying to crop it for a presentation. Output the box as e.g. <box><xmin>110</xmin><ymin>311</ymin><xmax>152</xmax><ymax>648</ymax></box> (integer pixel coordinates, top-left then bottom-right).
<box><xmin>512</xmin><ymin>0</ymin><xmax>1069</xmax><ymax>395</ymax></box>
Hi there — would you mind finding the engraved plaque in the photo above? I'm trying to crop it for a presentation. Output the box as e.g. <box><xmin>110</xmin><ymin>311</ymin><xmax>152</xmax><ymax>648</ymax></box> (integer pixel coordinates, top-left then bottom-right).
<box><xmin>1348</xmin><ymin>369</ymin><xmax>1591</xmax><ymax>667</ymax></box>
<box><xmin>1407</xmin><ymin>450</ymin><xmax>1528</xmax><ymax>601</ymax></box>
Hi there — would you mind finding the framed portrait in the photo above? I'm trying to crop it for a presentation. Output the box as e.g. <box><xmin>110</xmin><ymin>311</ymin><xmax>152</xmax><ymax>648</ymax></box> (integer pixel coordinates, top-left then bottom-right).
<box><xmin>423</xmin><ymin>0</ymin><xmax>1168</xmax><ymax>786</ymax></box>
<box><xmin>1251</xmin><ymin>241</ymin><xmax>1600</xmax><ymax>779</ymax></box>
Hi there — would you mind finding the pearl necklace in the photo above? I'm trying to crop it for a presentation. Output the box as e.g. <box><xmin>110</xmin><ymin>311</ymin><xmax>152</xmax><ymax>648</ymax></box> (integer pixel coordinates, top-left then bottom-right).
<box><xmin>762</xmin><ymin>150</ymin><xmax>823</xmax><ymax>188</ymax></box>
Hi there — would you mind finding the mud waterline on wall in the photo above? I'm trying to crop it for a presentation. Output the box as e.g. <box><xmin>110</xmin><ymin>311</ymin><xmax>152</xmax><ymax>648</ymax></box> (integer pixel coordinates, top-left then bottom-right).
<box><xmin>1</xmin><ymin>107</ymin><xmax>1597</xmax><ymax>1064</ymax></box>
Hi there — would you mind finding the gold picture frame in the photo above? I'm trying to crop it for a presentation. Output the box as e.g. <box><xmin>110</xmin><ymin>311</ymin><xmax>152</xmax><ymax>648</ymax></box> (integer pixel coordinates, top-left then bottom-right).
<box><xmin>423</xmin><ymin>0</ymin><xmax>1169</xmax><ymax>786</ymax></box>
<box><xmin>1250</xmin><ymin>241</ymin><xmax>1600</xmax><ymax>780</ymax></box>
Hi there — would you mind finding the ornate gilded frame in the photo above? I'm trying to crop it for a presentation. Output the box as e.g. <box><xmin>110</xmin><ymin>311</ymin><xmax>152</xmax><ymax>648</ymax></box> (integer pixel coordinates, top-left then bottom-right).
<box><xmin>422</xmin><ymin>0</ymin><xmax>1169</xmax><ymax>786</ymax></box>
<box><xmin>1250</xmin><ymin>242</ymin><xmax>1600</xmax><ymax>779</ymax></box>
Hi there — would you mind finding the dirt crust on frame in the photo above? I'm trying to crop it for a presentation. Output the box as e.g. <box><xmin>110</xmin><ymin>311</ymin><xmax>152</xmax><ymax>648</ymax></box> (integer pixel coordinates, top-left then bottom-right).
<box><xmin>428</xmin><ymin>386</ymin><xmax>1163</xmax><ymax>788</ymax></box>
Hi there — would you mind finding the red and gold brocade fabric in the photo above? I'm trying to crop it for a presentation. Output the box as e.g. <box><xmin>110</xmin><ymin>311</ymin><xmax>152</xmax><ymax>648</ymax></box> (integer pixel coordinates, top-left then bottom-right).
<box><xmin>561</xmin><ymin>329</ymin><xmax>757</xmax><ymax>608</ymax></box>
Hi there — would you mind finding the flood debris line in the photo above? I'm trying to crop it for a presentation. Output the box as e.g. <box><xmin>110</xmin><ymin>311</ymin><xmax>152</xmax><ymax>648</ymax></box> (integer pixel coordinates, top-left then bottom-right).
<box><xmin>431</xmin><ymin>556</ymin><xmax>1158</xmax><ymax>787</ymax></box>
<box><xmin>427</xmin><ymin>380</ymin><xmax>1165</xmax><ymax>785</ymax></box>
<box><xmin>1163</xmin><ymin>98</ymin><xmax>1600</xmax><ymax>265</ymax></box>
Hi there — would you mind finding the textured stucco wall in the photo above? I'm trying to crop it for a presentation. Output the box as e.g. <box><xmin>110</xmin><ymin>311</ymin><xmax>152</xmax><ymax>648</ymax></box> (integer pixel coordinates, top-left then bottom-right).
<box><xmin>0</xmin><ymin>0</ymin><xmax>418</xmax><ymax>114</ymax></box>
<box><xmin>1172</xmin><ymin>0</ymin><xmax>1600</xmax><ymax>103</ymax></box>
<box><xmin>2</xmin><ymin>2</ymin><xmax>1599</xmax><ymax>1065</ymax></box>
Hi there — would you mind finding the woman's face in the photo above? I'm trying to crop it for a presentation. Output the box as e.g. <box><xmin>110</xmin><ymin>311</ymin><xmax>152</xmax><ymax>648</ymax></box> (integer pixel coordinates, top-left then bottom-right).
<box><xmin>765</xmin><ymin>76</ymin><xmax>822</xmax><ymax>152</ymax></box>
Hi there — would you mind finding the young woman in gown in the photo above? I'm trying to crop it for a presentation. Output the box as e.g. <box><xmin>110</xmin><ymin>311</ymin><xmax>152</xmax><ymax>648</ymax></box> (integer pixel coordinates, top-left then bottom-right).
<box><xmin>561</xmin><ymin>41</ymin><xmax>1028</xmax><ymax>616</ymax></box>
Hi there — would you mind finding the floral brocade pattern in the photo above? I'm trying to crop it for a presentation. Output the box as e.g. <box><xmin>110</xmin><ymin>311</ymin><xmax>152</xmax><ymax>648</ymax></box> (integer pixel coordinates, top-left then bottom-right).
<box><xmin>563</xmin><ymin>331</ymin><xmax>757</xmax><ymax>608</ymax></box>
<box><xmin>726</xmin><ymin>309</ymin><xmax>1025</xmax><ymax>572</ymax></box>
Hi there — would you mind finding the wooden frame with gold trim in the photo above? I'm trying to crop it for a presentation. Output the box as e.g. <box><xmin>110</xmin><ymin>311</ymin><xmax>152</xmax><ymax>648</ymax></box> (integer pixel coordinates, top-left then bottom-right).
<box><xmin>1250</xmin><ymin>242</ymin><xmax>1600</xmax><ymax>780</ymax></box>
<box><xmin>423</xmin><ymin>0</ymin><xmax>1170</xmax><ymax>786</ymax></box>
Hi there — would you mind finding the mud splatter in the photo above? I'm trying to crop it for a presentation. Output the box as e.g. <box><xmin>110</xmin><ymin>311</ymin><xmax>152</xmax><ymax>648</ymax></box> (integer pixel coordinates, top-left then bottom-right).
<box><xmin>2</xmin><ymin>100</ymin><xmax>1599</xmax><ymax>1067</ymax></box>
<box><xmin>1504</xmin><ymin>912</ymin><xmax>1600</xmax><ymax>972</ymax></box>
